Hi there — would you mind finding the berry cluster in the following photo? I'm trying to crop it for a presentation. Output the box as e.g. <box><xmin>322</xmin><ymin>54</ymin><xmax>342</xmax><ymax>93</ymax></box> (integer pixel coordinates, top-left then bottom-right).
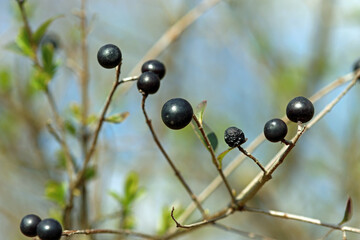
<box><xmin>223</xmin><ymin>96</ymin><xmax>314</xmax><ymax>147</ymax></box>
<box><xmin>20</xmin><ymin>214</ymin><xmax>62</xmax><ymax>240</ymax></box>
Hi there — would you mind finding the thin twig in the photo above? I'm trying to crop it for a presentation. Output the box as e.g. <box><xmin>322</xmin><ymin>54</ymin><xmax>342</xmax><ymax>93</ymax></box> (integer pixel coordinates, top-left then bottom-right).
<box><xmin>64</xmin><ymin>64</ymin><xmax>122</xmax><ymax>227</ymax></box>
<box><xmin>141</xmin><ymin>95</ymin><xmax>207</xmax><ymax>218</ymax></box>
<box><xmin>79</xmin><ymin>0</ymin><xmax>90</xmax><ymax>230</ymax></box>
<box><xmin>171</xmin><ymin>206</ymin><xmax>234</xmax><ymax>229</ymax></box>
<box><xmin>243</xmin><ymin>206</ymin><xmax>360</xmax><ymax>234</ymax></box>
<box><xmin>237</xmin><ymin>146</ymin><xmax>267</xmax><ymax>173</ymax></box>
<box><xmin>74</xmin><ymin>64</ymin><xmax>122</xmax><ymax>187</ymax></box>
<box><xmin>63</xmin><ymin>229</ymin><xmax>160</xmax><ymax>240</ymax></box>
<box><xmin>173</xmin><ymin>72</ymin><xmax>354</xmax><ymax>228</ymax></box>
<box><xmin>192</xmin><ymin>115</ymin><xmax>237</xmax><ymax>204</ymax></box>
<box><xmin>213</xmin><ymin>223</ymin><xmax>276</xmax><ymax>240</ymax></box>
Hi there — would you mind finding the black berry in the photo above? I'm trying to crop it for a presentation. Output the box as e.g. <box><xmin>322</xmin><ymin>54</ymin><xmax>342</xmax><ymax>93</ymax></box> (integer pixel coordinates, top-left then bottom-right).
<box><xmin>224</xmin><ymin>127</ymin><xmax>246</xmax><ymax>147</ymax></box>
<box><xmin>97</xmin><ymin>44</ymin><xmax>122</xmax><ymax>69</ymax></box>
<box><xmin>286</xmin><ymin>96</ymin><xmax>314</xmax><ymax>123</ymax></box>
<box><xmin>161</xmin><ymin>98</ymin><xmax>193</xmax><ymax>130</ymax></box>
<box><xmin>141</xmin><ymin>60</ymin><xmax>166</xmax><ymax>80</ymax></box>
<box><xmin>264</xmin><ymin>118</ymin><xmax>288</xmax><ymax>142</ymax></box>
<box><xmin>20</xmin><ymin>214</ymin><xmax>41</xmax><ymax>237</ymax></box>
<box><xmin>36</xmin><ymin>218</ymin><xmax>63</xmax><ymax>240</ymax></box>
<box><xmin>137</xmin><ymin>72</ymin><xmax>160</xmax><ymax>94</ymax></box>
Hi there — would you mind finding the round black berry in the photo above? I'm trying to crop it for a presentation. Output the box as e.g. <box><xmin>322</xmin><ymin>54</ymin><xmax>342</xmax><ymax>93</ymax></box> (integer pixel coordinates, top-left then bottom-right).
<box><xmin>20</xmin><ymin>214</ymin><xmax>41</xmax><ymax>237</ymax></box>
<box><xmin>264</xmin><ymin>118</ymin><xmax>288</xmax><ymax>142</ymax></box>
<box><xmin>161</xmin><ymin>98</ymin><xmax>193</xmax><ymax>130</ymax></box>
<box><xmin>36</xmin><ymin>218</ymin><xmax>62</xmax><ymax>240</ymax></box>
<box><xmin>97</xmin><ymin>44</ymin><xmax>122</xmax><ymax>69</ymax></box>
<box><xmin>137</xmin><ymin>72</ymin><xmax>160</xmax><ymax>94</ymax></box>
<box><xmin>224</xmin><ymin>127</ymin><xmax>246</xmax><ymax>147</ymax></box>
<box><xmin>141</xmin><ymin>60</ymin><xmax>166</xmax><ymax>80</ymax></box>
<box><xmin>286</xmin><ymin>96</ymin><xmax>314</xmax><ymax>123</ymax></box>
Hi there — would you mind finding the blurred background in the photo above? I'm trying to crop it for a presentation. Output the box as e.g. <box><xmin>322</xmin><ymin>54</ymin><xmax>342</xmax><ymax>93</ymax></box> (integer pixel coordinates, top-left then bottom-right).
<box><xmin>1</xmin><ymin>0</ymin><xmax>360</xmax><ymax>239</ymax></box>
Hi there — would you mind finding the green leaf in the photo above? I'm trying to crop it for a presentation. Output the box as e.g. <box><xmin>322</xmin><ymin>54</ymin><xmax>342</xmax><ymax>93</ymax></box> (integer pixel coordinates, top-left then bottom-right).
<box><xmin>84</xmin><ymin>166</ymin><xmax>97</xmax><ymax>181</ymax></box>
<box><xmin>0</xmin><ymin>70</ymin><xmax>12</xmax><ymax>93</ymax></box>
<box><xmin>15</xmin><ymin>27</ymin><xmax>34</xmax><ymax>58</ymax></box>
<box><xmin>33</xmin><ymin>15</ymin><xmax>63</xmax><ymax>45</ymax></box>
<box><xmin>194</xmin><ymin>100</ymin><xmax>207</xmax><ymax>125</ymax></box>
<box><xmin>104</xmin><ymin>112</ymin><xmax>130</xmax><ymax>124</ymax></box>
<box><xmin>108</xmin><ymin>191</ymin><xmax>123</xmax><ymax>205</ymax></box>
<box><xmin>340</xmin><ymin>197</ymin><xmax>353</xmax><ymax>225</ymax></box>
<box><xmin>5</xmin><ymin>41</ymin><xmax>27</xmax><ymax>56</ymax></box>
<box><xmin>41</xmin><ymin>43</ymin><xmax>57</xmax><ymax>77</ymax></box>
<box><xmin>44</xmin><ymin>181</ymin><xmax>66</xmax><ymax>208</ymax></box>
<box><xmin>55</xmin><ymin>149</ymin><xmax>66</xmax><ymax>169</ymax></box>
<box><xmin>30</xmin><ymin>67</ymin><xmax>51</xmax><ymax>91</ymax></box>
<box><xmin>64</xmin><ymin>120</ymin><xmax>76</xmax><ymax>136</ymax></box>
<box><xmin>69</xmin><ymin>103</ymin><xmax>81</xmax><ymax>120</ymax></box>
<box><xmin>217</xmin><ymin>147</ymin><xmax>235</xmax><ymax>168</ymax></box>
<box><xmin>191</xmin><ymin>120</ymin><xmax>218</xmax><ymax>152</ymax></box>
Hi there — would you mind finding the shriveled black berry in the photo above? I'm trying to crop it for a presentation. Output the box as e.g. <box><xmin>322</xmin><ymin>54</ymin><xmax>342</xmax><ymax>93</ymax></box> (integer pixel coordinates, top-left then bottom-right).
<box><xmin>137</xmin><ymin>72</ymin><xmax>160</xmax><ymax>94</ymax></box>
<box><xmin>141</xmin><ymin>60</ymin><xmax>166</xmax><ymax>80</ymax></box>
<box><xmin>224</xmin><ymin>127</ymin><xmax>246</xmax><ymax>147</ymax></box>
<box><xmin>264</xmin><ymin>118</ymin><xmax>288</xmax><ymax>142</ymax></box>
<box><xmin>161</xmin><ymin>98</ymin><xmax>193</xmax><ymax>130</ymax></box>
<box><xmin>36</xmin><ymin>218</ymin><xmax>62</xmax><ymax>240</ymax></box>
<box><xmin>97</xmin><ymin>44</ymin><xmax>122</xmax><ymax>69</ymax></box>
<box><xmin>286</xmin><ymin>96</ymin><xmax>314</xmax><ymax>123</ymax></box>
<box><xmin>20</xmin><ymin>214</ymin><xmax>41</xmax><ymax>237</ymax></box>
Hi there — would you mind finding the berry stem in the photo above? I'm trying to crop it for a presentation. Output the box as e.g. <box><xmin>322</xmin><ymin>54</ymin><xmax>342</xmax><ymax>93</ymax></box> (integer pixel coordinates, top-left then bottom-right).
<box><xmin>237</xmin><ymin>146</ymin><xmax>267</xmax><ymax>174</ymax></box>
<box><xmin>66</xmin><ymin>64</ymin><xmax>122</xmax><ymax>227</ymax></box>
<box><xmin>141</xmin><ymin>94</ymin><xmax>207</xmax><ymax>219</ymax></box>
<box><xmin>280</xmin><ymin>139</ymin><xmax>293</xmax><ymax>146</ymax></box>
<box><xmin>192</xmin><ymin>115</ymin><xmax>237</xmax><ymax>205</ymax></box>
<box><xmin>169</xmin><ymin>71</ymin><xmax>355</xmax><ymax>231</ymax></box>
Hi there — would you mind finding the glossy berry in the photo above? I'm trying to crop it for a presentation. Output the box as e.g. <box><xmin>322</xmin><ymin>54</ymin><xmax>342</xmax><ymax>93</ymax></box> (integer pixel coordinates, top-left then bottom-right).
<box><xmin>264</xmin><ymin>118</ymin><xmax>288</xmax><ymax>142</ymax></box>
<box><xmin>224</xmin><ymin>127</ymin><xmax>246</xmax><ymax>147</ymax></box>
<box><xmin>36</xmin><ymin>218</ymin><xmax>63</xmax><ymax>240</ymax></box>
<box><xmin>137</xmin><ymin>72</ymin><xmax>160</xmax><ymax>94</ymax></box>
<box><xmin>141</xmin><ymin>60</ymin><xmax>166</xmax><ymax>80</ymax></box>
<box><xmin>20</xmin><ymin>214</ymin><xmax>41</xmax><ymax>237</ymax></box>
<box><xmin>97</xmin><ymin>44</ymin><xmax>122</xmax><ymax>69</ymax></box>
<box><xmin>161</xmin><ymin>98</ymin><xmax>193</xmax><ymax>130</ymax></box>
<box><xmin>286</xmin><ymin>96</ymin><xmax>314</xmax><ymax>123</ymax></box>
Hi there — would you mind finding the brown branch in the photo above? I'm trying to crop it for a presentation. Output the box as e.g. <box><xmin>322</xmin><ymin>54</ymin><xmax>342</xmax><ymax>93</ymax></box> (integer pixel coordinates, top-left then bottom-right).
<box><xmin>237</xmin><ymin>146</ymin><xmax>267</xmax><ymax>173</ymax></box>
<box><xmin>192</xmin><ymin>115</ymin><xmax>236</xmax><ymax>204</ymax></box>
<box><xmin>174</xmin><ymin>71</ymin><xmax>355</xmax><ymax>227</ymax></box>
<box><xmin>171</xmin><ymin>206</ymin><xmax>234</xmax><ymax>229</ymax></box>
<box><xmin>63</xmin><ymin>229</ymin><xmax>160</xmax><ymax>239</ymax></box>
<box><xmin>213</xmin><ymin>223</ymin><xmax>276</xmax><ymax>240</ymax></box>
<box><xmin>141</xmin><ymin>95</ymin><xmax>207</xmax><ymax>218</ymax></box>
<box><xmin>74</xmin><ymin>64</ymin><xmax>122</xmax><ymax>187</ymax></box>
<box><xmin>235</xmin><ymin>126</ymin><xmax>305</xmax><ymax>206</ymax></box>
<box><xmin>243</xmin><ymin>206</ymin><xmax>360</xmax><ymax>235</ymax></box>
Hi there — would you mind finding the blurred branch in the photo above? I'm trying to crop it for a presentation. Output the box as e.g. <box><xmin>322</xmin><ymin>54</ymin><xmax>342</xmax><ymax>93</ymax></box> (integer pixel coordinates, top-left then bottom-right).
<box><xmin>213</xmin><ymin>223</ymin><xmax>276</xmax><ymax>240</ymax></box>
<box><xmin>127</xmin><ymin>0</ymin><xmax>223</xmax><ymax>78</ymax></box>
